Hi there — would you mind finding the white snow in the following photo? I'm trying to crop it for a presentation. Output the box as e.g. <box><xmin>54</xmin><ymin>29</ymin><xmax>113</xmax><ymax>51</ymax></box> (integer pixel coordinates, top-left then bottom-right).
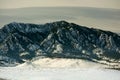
<box><xmin>16</xmin><ymin>58</ymin><xmax>106</xmax><ymax>68</ymax></box>
<box><xmin>0</xmin><ymin>67</ymin><xmax>120</xmax><ymax>80</ymax></box>
<box><xmin>0</xmin><ymin>58</ymin><xmax>120</xmax><ymax>80</ymax></box>
<box><xmin>53</xmin><ymin>44</ymin><xmax>63</xmax><ymax>53</ymax></box>
<box><xmin>20</xmin><ymin>52</ymin><xmax>29</xmax><ymax>57</ymax></box>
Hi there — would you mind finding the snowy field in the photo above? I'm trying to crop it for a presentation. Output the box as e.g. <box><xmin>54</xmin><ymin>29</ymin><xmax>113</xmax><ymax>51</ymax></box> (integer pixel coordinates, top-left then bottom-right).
<box><xmin>0</xmin><ymin>58</ymin><xmax>120</xmax><ymax>80</ymax></box>
<box><xmin>0</xmin><ymin>67</ymin><xmax>120</xmax><ymax>80</ymax></box>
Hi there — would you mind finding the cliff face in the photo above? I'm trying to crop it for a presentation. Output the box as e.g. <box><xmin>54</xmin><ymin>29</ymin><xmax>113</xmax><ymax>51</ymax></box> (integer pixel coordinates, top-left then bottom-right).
<box><xmin>0</xmin><ymin>21</ymin><xmax>120</xmax><ymax>66</ymax></box>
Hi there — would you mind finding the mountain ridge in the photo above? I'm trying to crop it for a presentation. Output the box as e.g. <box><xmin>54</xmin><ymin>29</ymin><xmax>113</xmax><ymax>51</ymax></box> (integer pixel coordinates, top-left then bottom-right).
<box><xmin>0</xmin><ymin>21</ymin><xmax>120</xmax><ymax>67</ymax></box>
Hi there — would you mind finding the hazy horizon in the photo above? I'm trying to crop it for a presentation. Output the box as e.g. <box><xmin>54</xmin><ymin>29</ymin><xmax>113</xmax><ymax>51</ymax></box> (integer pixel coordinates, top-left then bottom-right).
<box><xmin>0</xmin><ymin>0</ymin><xmax>120</xmax><ymax>9</ymax></box>
<box><xmin>0</xmin><ymin>0</ymin><xmax>120</xmax><ymax>33</ymax></box>
<box><xmin>0</xmin><ymin>7</ymin><xmax>120</xmax><ymax>33</ymax></box>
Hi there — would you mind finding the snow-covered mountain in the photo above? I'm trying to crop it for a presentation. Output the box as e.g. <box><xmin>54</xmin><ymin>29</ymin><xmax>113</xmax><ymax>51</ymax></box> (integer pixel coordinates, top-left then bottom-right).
<box><xmin>0</xmin><ymin>21</ymin><xmax>120</xmax><ymax>67</ymax></box>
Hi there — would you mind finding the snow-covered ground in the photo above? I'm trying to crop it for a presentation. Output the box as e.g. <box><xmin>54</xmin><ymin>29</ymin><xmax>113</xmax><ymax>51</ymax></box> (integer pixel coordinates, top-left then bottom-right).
<box><xmin>0</xmin><ymin>58</ymin><xmax>120</xmax><ymax>80</ymax></box>
<box><xmin>17</xmin><ymin>58</ymin><xmax>107</xmax><ymax>68</ymax></box>
<box><xmin>0</xmin><ymin>67</ymin><xmax>120</xmax><ymax>80</ymax></box>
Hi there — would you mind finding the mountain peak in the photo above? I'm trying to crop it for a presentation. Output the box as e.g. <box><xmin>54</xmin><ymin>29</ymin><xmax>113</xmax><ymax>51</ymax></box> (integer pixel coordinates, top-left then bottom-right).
<box><xmin>52</xmin><ymin>20</ymin><xmax>69</xmax><ymax>24</ymax></box>
<box><xmin>0</xmin><ymin>21</ymin><xmax>120</xmax><ymax>66</ymax></box>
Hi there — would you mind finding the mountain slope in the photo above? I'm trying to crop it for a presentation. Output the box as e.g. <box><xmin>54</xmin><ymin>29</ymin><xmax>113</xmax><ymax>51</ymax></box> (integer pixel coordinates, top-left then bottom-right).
<box><xmin>0</xmin><ymin>21</ymin><xmax>120</xmax><ymax>66</ymax></box>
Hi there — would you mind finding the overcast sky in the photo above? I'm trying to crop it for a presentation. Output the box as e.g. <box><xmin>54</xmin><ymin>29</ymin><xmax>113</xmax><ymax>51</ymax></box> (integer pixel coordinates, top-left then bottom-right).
<box><xmin>0</xmin><ymin>0</ymin><xmax>120</xmax><ymax>9</ymax></box>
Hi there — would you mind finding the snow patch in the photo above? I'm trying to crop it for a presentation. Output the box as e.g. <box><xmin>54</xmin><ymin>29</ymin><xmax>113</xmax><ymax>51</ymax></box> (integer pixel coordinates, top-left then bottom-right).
<box><xmin>53</xmin><ymin>44</ymin><xmax>63</xmax><ymax>53</ymax></box>
<box><xmin>17</xmin><ymin>58</ymin><xmax>106</xmax><ymax>68</ymax></box>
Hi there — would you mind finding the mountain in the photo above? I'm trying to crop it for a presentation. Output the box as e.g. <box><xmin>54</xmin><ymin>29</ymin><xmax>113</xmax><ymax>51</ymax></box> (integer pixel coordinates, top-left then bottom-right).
<box><xmin>0</xmin><ymin>21</ymin><xmax>120</xmax><ymax>66</ymax></box>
